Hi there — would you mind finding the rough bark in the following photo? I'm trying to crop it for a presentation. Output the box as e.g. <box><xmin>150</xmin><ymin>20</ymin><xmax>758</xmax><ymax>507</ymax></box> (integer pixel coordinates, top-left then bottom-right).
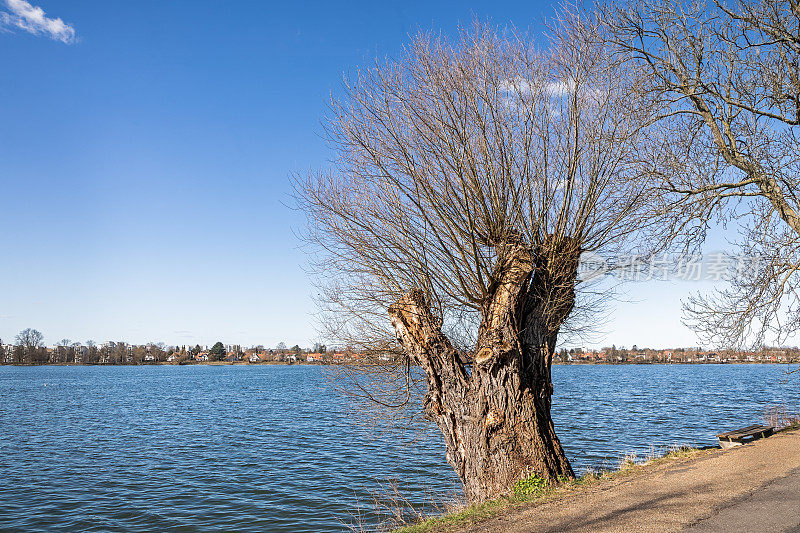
<box><xmin>388</xmin><ymin>236</ymin><xmax>580</xmax><ymax>502</ymax></box>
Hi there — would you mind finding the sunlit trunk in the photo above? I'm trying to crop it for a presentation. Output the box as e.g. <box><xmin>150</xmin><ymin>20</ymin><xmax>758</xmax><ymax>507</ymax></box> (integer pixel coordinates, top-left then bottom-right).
<box><xmin>389</xmin><ymin>237</ymin><xmax>580</xmax><ymax>502</ymax></box>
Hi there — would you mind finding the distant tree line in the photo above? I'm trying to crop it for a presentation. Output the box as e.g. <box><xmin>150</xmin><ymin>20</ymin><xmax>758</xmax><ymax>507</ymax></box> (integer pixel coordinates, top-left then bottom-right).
<box><xmin>554</xmin><ymin>345</ymin><xmax>800</xmax><ymax>364</ymax></box>
<box><xmin>0</xmin><ymin>329</ymin><xmax>176</xmax><ymax>365</ymax></box>
<box><xmin>0</xmin><ymin>330</ymin><xmax>329</xmax><ymax>365</ymax></box>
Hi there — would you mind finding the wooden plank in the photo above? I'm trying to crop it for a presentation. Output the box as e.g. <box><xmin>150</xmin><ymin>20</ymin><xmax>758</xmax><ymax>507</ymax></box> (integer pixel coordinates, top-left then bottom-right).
<box><xmin>716</xmin><ymin>425</ymin><xmax>773</xmax><ymax>439</ymax></box>
<box><xmin>717</xmin><ymin>425</ymin><xmax>774</xmax><ymax>449</ymax></box>
<box><xmin>730</xmin><ymin>426</ymin><xmax>773</xmax><ymax>438</ymax></box>
<box><xmin>717</xmin><ymin>425</ymin><xmax>759</xmax><ymax>438</ymax></box>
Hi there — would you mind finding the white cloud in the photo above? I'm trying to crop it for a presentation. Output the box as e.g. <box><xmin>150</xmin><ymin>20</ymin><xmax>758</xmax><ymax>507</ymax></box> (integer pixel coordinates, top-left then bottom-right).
<box><xmin>499</xmin><ymin>76</ymin><xmax>537</xmax><ymax>96</ymax></box>
<box><xmin>0</xmin><ymin>0</ymin><xmax>76</xmax><ymax>44</ymax></box>
<box><xmin>545</xmin><ymin>80</ymin><xmax>576</xmax><ymax>98</ymax></box>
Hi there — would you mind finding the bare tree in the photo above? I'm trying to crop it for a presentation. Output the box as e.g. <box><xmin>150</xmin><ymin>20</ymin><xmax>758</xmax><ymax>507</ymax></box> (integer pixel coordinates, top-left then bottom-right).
<box><xmin>56</xmin><ymin>338</ymin><xmax>72</xmax><ymax>364</ymax></box>
<box><xmin>84</xmin><ymin>340</ymin><xmax>99</xmax><ymax>364</ymax></box>
<box><xmin>607</xmin><ymin>0</ymin><xmax>800</xmax><ymax>347</ymax></box>
<box><xmin>299</xmin><ymin>17</ymin><xmax>671</xmax><ymax>502</ymax></box>
<box><xmin>15</xmin><ymin>328</ymin><xmax>45</xmax><ymax>364</ymax></box>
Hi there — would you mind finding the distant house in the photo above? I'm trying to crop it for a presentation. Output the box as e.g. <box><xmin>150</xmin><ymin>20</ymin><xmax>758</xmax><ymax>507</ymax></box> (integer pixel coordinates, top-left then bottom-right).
<box><xmin>225</xmin><ymin>351</ymin><xmax>243</xmax><ymax>362</ymax></box>
<box><xmin>196</xmin><ymin>353</ymin><xmax>209</xmax><ymax>362</ymax></box>
<box><xmin>144</xmin><ymin>354</ymin><xmax>155</xmax><ymax>362</ymax></box>
<box><xmin>1</xmin><ymin>345</ymin><xmax>13</xmax><ymax>363</ymax></box>
<box><xmin>249</xmin><ymin>353</ymin><xmax>260</xmax><ymax>363</ymax></box>
<box><xmin>166</xmin><ymin>354</ymin><xmax>177</xmax><ymax>362</ymax></box>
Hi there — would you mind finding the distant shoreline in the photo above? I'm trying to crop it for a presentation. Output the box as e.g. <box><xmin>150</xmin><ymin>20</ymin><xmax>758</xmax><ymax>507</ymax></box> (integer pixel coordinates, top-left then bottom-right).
<box><xmin>1</xmin><ymin>361</ymin><xmax>797</xmax><ymax>367</ymax></box>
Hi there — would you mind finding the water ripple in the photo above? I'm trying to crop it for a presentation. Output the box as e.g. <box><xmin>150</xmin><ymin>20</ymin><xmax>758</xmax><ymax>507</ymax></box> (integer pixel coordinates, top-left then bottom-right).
<box><xmin>0</xmin><ymin>364</ymin><xmax>797</xmax><ymax>531</ymax></box>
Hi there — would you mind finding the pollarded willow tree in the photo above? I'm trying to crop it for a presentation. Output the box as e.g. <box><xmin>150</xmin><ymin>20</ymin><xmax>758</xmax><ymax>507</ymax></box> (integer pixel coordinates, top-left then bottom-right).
<box><xmin>607</xmin><ymin>0</ymin><xmax>800</xmax><ymax>347</ymax></box>
<box><xmin>299</xmin><ymin>16</ymin><xmax>673</xmax><ymax>502</ymax></box>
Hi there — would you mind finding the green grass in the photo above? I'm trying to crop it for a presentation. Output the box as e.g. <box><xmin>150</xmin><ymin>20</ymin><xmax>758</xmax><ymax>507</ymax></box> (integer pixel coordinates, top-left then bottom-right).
<box><xmin>393</xmin><ymin>446</ymin><xmax>703</xmax><ymax>533</ymax></box>
<box><xmin>512</xmin><ymin>474</ymin><xmax>549</xmax><ymax>497</ymax></box>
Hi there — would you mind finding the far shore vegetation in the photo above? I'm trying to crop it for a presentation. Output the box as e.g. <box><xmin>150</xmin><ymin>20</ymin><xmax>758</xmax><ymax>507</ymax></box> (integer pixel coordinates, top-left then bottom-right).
<box><xmin>2</xmin><ymin>328</ymin><xmax>800</xmax><ymax>367</ymax></box>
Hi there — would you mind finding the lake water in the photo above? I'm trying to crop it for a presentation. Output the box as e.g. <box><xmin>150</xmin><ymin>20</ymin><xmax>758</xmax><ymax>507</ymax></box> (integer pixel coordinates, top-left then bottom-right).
<box><xmin>1</xmin><ymin>364</ymin><xmax>798</xmax><ymax>532</ymax></box>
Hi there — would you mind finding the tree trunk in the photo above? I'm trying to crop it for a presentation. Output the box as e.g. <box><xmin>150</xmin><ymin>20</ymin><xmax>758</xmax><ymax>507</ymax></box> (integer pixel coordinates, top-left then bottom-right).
<box><xmin>389</xmin><ymin>236</ymin><xmax>580</xmax><ymax>502</ymax></box>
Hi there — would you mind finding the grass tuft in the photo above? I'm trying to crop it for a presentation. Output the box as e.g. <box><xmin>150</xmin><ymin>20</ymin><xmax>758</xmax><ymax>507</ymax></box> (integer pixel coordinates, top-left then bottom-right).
<box><xmin>764</xmin><ymin>405</ymin><xmax>800</xmax><ymax>430</ymax></box>
<box><xmin>512</xmin><ymin>474</ymin><xmax>549</xmax><ymax>497</ymax></box>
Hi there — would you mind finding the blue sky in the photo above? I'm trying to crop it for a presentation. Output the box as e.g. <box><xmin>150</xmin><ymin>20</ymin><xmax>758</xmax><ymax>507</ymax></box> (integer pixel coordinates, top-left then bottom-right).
<box><xmin>0</xmin><ymin>0</ymin><xmax>726</xmax><ymax>349</ymax></box>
